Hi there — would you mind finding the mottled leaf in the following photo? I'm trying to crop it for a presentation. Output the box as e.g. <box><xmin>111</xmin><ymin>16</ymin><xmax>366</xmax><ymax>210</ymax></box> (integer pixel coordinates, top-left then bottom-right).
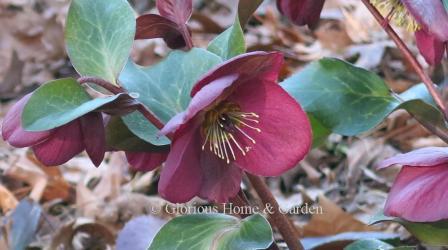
<box><xmin>370</xmin><ymin>211</ymin><xmax>448</xmax><ymax>246</ymax></box>
<box><xmin>119</xmin><ymin>48</ymin><xmax>222</xmax><ymax>145</ymax></box>
<box><xmin>208</xmin><ymin>16</ymin><xmax>245</xmax><ymax>60</ymax></box>
<box><xmin>149</xmin><ymin>213</ymin><xmax>273</xmax><ymax>250</ymax></box>
<box><xmin>65</xmin><ymin>0</ymin><xmax>136</xmax><ymax>85</ymax></box>
<box><xmin>22</xmin><ymin>78</ymin><xmax>125</xmax><ymax>131</ymax></box>
<box><xmin>282</xmin><ymin>58</ymin><xmax>447</xmax><ymax>139</ymax></box>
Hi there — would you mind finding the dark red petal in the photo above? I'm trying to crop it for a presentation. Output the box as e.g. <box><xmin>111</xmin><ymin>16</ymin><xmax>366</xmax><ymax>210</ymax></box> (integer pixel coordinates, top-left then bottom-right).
<box><xmin>80</xmin><ymin>113</ymin><xmax>106</xmax><ymax>167</ymax></box>
<box><xmin>135</xmin><ymin>14</ymin><xmax>186</xmax><ymax>49</ymax></box>
<box><xmin>276</xmin><ymin>0</ymin><xmax>325</xmax><ymax>27</ymax></box>
<box><xmin>160</xmin><ymin>75</ymin><xmax>238</xmax><ymax>136</ymax></box>
<box><xmin>32</xmin><ymin>120</ymin><xmax>84</xmax><ymax>166</ymax></box>
<box><xmin>126</xmin><ymin>151</ymin><xmax>168</xmax><ymax>172</ymax></box>
<box><xmin>191</xmin><ymin>52</ymin><xmax>284</xmax><ymax>97</ymax></box>
<box><xmin>229</xmin><ymin>81</ymin><xmax>312</xmax><ymax>176</ymax></box>
<box><xmin>156</xmin><ymin>0</ymin><xmax>192</xmax><ymax>25</ymax></box>
<box><xmin>158</xmin><ymin>120</ymin><xmax>203</xmax><ymax>203</ymax></box>
<box><xmin>384</xmin><ymin>164</ymin><xmax>448</xmax><ymax>222</ymax></box>
<box><xmin>402</xmin><ymin>0</ymin><xmax>448</xmax><ymax>41</ymax></box>
<box><xmin>2</xmin><ymin>94</ymin><xmax>51</xmax><ymax>147</ymax></box>
<box><xmin>378</xmin><ymin>147</ymin><xmax>448</xmax><ymax>169</ymax></box>
<box><xmin>415</xmin><ymin>29</ymin><xmax>445</xmax><ymax>65</ymax></box>
<box><xmin>198</xmin><ymin>152</ymin><xmax>243</xmax><ymax>203</ymax></box>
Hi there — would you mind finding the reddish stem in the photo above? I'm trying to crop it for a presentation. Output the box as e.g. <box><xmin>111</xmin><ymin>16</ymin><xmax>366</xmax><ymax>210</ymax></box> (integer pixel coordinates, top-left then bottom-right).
<box><xmin>246</xmin><ymin>174</ymin><xmax>304</xmax><ymax>250</ymax></box>
<box><xmin>182</xmin><ymin>26</ymin><xmax>194</xmax><ymax>50</ymax></box>
<box><xmin>77</xmin><ymin>77</ymin><xmax>124</xmax><ymax>95</ymax></box>
<box><xmin>136</xmin><ymin>105</ymin><xmax>174</xmax><ymax>139</ymax></box>
<box><xmin>361</xmin><ymin>0</ymin><xmax>448</xmax><ymax>120</ymax></box>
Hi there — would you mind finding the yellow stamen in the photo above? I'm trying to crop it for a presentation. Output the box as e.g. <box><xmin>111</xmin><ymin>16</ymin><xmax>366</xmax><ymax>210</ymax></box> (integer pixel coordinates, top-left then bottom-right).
<box><xmin>201</xmin><ymin>102</ymin><xmax>261</xmax><ymax>164</ymax></box>
<box><xmin>370</xmin><ymin>0</ymin><xmax>421</xmax><ymax>31</ymax></box>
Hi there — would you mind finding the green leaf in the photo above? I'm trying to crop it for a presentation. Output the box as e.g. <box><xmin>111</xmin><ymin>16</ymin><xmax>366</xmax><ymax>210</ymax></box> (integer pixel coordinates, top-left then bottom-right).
<box><xmin>148</xmin><ymin>213</ymin><xmax>273</xmax><ymax>250</ymax></box>
<box><xmin>106</xmin><ymin>116</ymin><xmax>169</xmax><ymax>152</ymax></box>
<box><xmin>65</xmin><ymin>0</ymin><xmax>136</xmax><ymax>85</ymax></box>
<box><xmin>282</xmin><ymin>58</ymin><xmax>400</xmax><ymax>136</ymax></box>
<box><xmin>282</xmin><ymin>58</ymin><xmax>447</xmax><ymax>139</ymax></box>
<box><xmin>208</xmin><ymin>16</ymin><xmax>246</xmax><ymax>60</ymax></box>
<box><xmin>370</xmin><ymin>211</ymin><xmax>448</xmax><ymax>246</ymax></box>
<box><xmin>308</xmin><ymin>113</ymin><xmax>331</xmax><ymax>147</ymax></box>
<box><xmin>119</xmin><ymin>48</ymin><xmax>222</xmax><ymax>145</ymax></box>
<box><xmin>22</xmin><ymin>78</ymin><xmax>123</xmax><ymax>131</ymax></box>
<box><xmin>122</xmin><ymin>112</ymin><xmax>170</xmax><ymax>146</ymax></box>
<box><xmin>344</xmin><ymin>239</ymin><xmax>394</xmax><ymax>250</ymax></box>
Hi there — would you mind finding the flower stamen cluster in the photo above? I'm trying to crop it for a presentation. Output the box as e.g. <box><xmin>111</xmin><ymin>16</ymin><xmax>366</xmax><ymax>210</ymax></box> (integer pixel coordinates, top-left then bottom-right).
<box><xmin>201</xmin><ymin>102</ymin><xmax>261</xmax><ymax>164</ymax></box>
<box><xmin>370</xmin><ymin>0</ymin><xmax>420</xmax><ymax>31</ymax></box>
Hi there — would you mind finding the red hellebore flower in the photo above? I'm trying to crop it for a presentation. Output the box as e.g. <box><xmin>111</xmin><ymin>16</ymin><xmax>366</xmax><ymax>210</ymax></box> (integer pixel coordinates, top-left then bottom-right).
<box><xmin>276</xmin><ymin>0</ymin><xmax>325</xmax><ymax>28</ymax></box>
<box><xmin>2</xmin><ymin>94</ymin><xmax>106</xmax><ymax>167</ymax></box>
<box><xmin>378</xmin><ymin>147</ymin><xmax>448</xmax><ymax>222</ymax></box>
<box><xmin>158</xmin><ymin>52</ymin><xmax>312</xmax><ymax>203</ymax></box>
<box><xmin>371</xmin><ymin>0</ymin><xmax>448</xmax><ymax>65</ymax></box>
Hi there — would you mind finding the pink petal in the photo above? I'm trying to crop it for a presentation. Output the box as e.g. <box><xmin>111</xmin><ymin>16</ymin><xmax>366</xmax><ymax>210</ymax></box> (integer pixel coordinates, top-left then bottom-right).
<box><xmin>126</xmin><ymin>151</ymin><xmax>168</xmax><ymax>172</ymax></box>
<box><xmin>378</xmin><ymin>147</ymin><xmax>448</xmax><ymax>169</ymax></box>
<box><xmin>198</xmin><ymin>152</ymin><xmax>243</xmax><ymax>203</ymax></box>
<box><xmin>80</xmin><ymin>113</ymin><xmax>106</xmax><ymax>167</ymax></box>
<box><xmin>229</xmin><ymin>81</ymin><xmax>312</xmax><ymax>176</ymax></box>
<box><xmin>415</xmin><ymin>29</ymin><xmax>445</xmax><ymax>65</ymax></box>
<box><xmin>2</xmin><ymin>94</ymin><xmax>51</xmax><ymax>147</ymax></box>
<box><xmin>32</xmin><ymin>120</ymin><xmax>84</xmax><ymax>166</ymax></box>
<box><xmin>191</xmin><ymin>52</ymin><xmax>284</xmax><ymax>97</ymax></box>
<box><xmin>160</xmin><ymin>75</ymin><xmax>238</xmax><ymax>136</ymax></box>
<box><xmin>402</xmin><ymin>0</ymin><xmax>448</xmax><ymax>41</ymax></box>
<box><xmin>276</xmin><ymin>0</ymin><xmax>325</xmax><ymax>27</ymax></box>
<box><xmin>158</xmin><ymin>120</ymin><xmax>203</xmax><ymax>203</ymax></box>
<box><xmin>384</xmin><ymin>164</ymin><xmax>448</xmax><ymax>222</ymax></box>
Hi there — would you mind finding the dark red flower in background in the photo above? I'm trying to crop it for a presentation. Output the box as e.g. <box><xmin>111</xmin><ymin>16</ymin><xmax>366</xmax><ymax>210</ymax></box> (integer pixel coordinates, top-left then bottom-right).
<box><xmin>158</xmin><ymin>52</ymin><xmax>312</xmax><ymax>203</ymax></box>
<box><xmin>276</xmin><ymin>0</ymin><xmax>325</xmax><ymax>28</ymax></box>
<box><xmin>2</xmin><ymin>94</ymin><xmax>106</xmax><ymax>167</ymax></box>
<box><xmin>378</xmin><ymin>147</ymin><xmax>448</xmax><ymax>222</ymax></box>
<box><xmin>135</xmin><ymin>0</ymin><xmax>193</xmax><ymax>49</ymax></box>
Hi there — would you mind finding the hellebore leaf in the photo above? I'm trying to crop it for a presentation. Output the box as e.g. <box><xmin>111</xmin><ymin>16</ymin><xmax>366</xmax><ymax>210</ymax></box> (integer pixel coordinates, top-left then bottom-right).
<box><xmin>65</xmin><ymin>0</ymin><xmax>136</xmax><ymax>85</ymax></box>
<box><xmin>282</xmin><ymin>58</ymin><xmax>400</xmax><ymax>136</ymax></box>
<box><xmin>22</xmin><ymin>78</ymin><xmax>125</xmax><ymax>131</ymax></box>
<box><xmin>119</xmin><ymin>48</ymin><xmax>222</xmax><ymax>145</ymax></box>
<box><xmin>106</xmin><ymin>116</ymin><xmax>169</xmax><ymax>152</ymax></box>
<box><xmin>370</xmin><ymin>211</ymin><xmax>448</xmax><ymax>246</ymax></box>
<box><xmin>308</xmin><ymin>113</ymin><xmax>331</xmax><ymax>148</ymax></box>
<box><xmin>282</xmin><ymin>58</ymin><xmax>447</xmax><ymax>143</ymax></box>
<box><xmin>344</xmin><ymin>239</ymin><xmax>394</xmax><ymax>250</ymax></box>
<box><xmin>301</xmin><ymin>232</ymin><xmax>400</xmax><ymax>250</ymax></box>
<box><xmin>148</xmin><ymin>213</ymin><xmax>273</xmax><ymax>250</ymax></box>
<box><xmin>208</xmin><ymin>16</ymin><xmax>246</xmax><ymax>60</ymax></box>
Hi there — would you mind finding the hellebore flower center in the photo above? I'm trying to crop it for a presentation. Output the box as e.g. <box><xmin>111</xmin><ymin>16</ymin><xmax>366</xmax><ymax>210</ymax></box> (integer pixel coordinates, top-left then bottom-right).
<box><xmin>201</xmin><ymin>101</ymin><xmax>261</xmax><ymax>164</ymax></box>
<box><xmin>370</xmin><ymin>0</ymin><xmax>420</xmax><ymax>31</ymax></box>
